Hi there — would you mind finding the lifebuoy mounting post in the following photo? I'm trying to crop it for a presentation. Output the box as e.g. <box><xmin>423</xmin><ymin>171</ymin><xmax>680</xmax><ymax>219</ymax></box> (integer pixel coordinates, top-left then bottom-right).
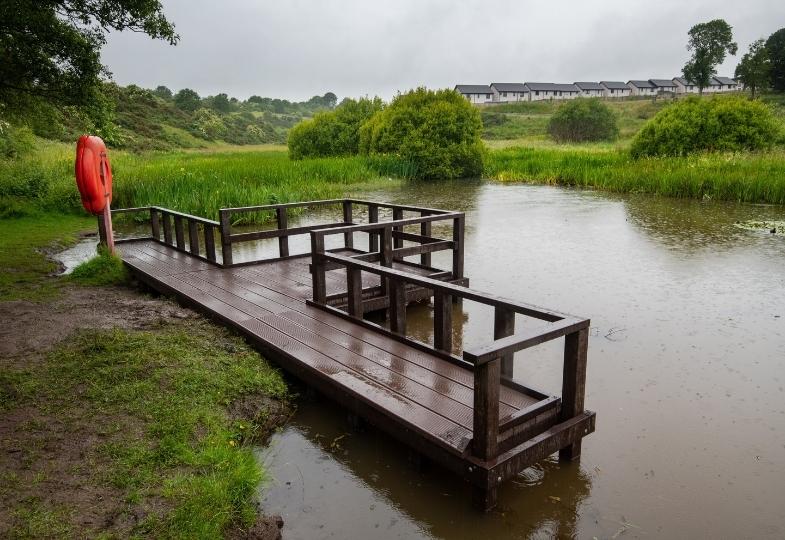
<box><xmin>75</xmin><ymin>136</ymin><xmax>114</xmax><ymax>253</ymax></box>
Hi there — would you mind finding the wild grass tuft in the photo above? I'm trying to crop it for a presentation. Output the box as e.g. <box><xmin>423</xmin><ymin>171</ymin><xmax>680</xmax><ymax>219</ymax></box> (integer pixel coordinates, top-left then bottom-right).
<box><xmin>69</xmin><ymin>246</ymin><xmax>129</xmax><ymax>286</ymax></box>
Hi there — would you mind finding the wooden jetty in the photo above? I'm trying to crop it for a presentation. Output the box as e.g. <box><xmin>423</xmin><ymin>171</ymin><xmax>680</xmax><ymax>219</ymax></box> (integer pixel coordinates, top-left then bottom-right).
<box><xmin>111</xmin><ymin>198</ymin><xmax>595</xmax><ymax>510</ymax></box>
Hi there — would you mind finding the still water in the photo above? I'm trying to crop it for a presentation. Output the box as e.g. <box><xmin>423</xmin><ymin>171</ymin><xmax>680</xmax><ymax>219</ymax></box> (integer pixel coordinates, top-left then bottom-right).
<box><xmin>252</xmin><ymin>181</ymin><xmax>784</xmax><ymax>539</ymax></box>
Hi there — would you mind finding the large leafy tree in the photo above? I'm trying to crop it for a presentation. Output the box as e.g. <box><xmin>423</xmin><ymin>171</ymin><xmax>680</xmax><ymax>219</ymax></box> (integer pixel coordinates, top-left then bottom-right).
<box><xmin>0</xmin><ymin>1</ymin><xmax>178</xmax><ymax>110</ymax></box>
<box><xmin>735</xmin><ymin>39</ymin><xmax>770</xmax><ymax>99</ymax></box>
<box><xmin>683</xmin><ymin>19</ymin><xmax>738</xmax><ymax>94</ymax></box>
<box><xmin>766</xmin><ymin>28</ymin><xmax>785</xmax><ymax>92</ymax></box>
<box><xmin>173</xmin><ymin>88</ymin><xmax>200</xmax><ymax>111</ymax></box>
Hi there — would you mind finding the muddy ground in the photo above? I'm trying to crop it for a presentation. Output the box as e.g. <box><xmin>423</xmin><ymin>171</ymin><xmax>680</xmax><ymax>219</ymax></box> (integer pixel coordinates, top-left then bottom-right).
<box><xmin>0</xmin><ymin>283</ymin><xmax>285</xmax><ymax>539</ymax></box>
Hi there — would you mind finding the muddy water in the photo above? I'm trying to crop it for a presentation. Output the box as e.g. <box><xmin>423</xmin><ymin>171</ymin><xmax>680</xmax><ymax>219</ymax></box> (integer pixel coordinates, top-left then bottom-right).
<box><xmin>250</xmin><ymin>181</ymin><xmax>785</xmax><ymax>538</ymax></box>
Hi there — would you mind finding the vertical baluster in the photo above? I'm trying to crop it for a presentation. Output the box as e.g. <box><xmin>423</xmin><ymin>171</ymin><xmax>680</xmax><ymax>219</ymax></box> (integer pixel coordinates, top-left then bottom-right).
<box><xmin>368</xmin><ymin>203</ymin><xmax>379</xmax><ymax>253</ymax></box>
<box><xmin>276</xmin><ymin>207</ymin><xmax>289</xmax><ymax>258</ymax></box>
<box><xmin>188</xmin><ymin>219</ymin><xmax>200</xmax><ymax>256</ymax></box>
<box><xmin>388</xmin><ymin>278</ymin><xmax>406</xmax><ymax>334</ymax></box>
<box><xmin>420</xmin><ymin>213</ymin><xmax>432</xmax><ymax>267</ymax></box>
<box><xmin>174</xmin><ymin>215</ymin><xmax>185</xmax><ymax>250</ymax></box>
<box><xmin>452</xmin><ymin>214</ymin><xmax>465</xmax><ymax>281</ymax></box>
<box><xmin>342</xmin><ymin>200</ymin><xmax>354</xmax><ymax>249</ymax></box>
<box><xmin>494</xmin><ymin>307</ymin><xmax>515</xmax><ymax>379</ymax></box>
<box><xmin>346</xmin><ymin>266</ymin><xmax>363</xmax><ymax>317</ymax></box>
<box><xmin>393</xmin><ymin>208</ymin><xmax>403</xmax><ymax>249</ymax></box>
<box><xmin>559</xmin><ymin>327</ymin><xmax>589</xmax><ymax>461</ymax></box>
<box><xmin>204</xmin><ymin>224</ymin><xmax>216</xmax><ymax>262</ymax></box>
<box><xmin>150</xmin><ymin>208</ymin><xmax>160</xmax><ymax>240</ymax></box>
<box><xmin>380</xmin><ymin>226</ymin><xmax>392</xmax><ymax>297</ymax></box>
<box><xmin>433</xmin><ymin>290</ymin><xmax>452</xmax><ymax>353</ymax></box>
<box><xmin>219</xmin><ymin>210</ymin><xmax>233</xmax><ymax>267</ymax></box>
<box><xmin>311</xmin><ymin>232</ymin><xmax>327</xmax><ymax>304</ymax></box>
<box><xmin>162</xmin><ymin>213</ymin><xmax>172</xmax><ymax>245</ymax></box>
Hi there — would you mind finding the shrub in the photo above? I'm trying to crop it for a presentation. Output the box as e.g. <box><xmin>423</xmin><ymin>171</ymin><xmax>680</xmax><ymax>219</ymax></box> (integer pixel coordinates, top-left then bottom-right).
<box><xmin>359</xmin><ymin>88</ymin><xmax>485</xmax><ymax>179</ymax></box>
<box><xmin>630</xmin><ymin>96</ymin><xmax>781</xmax><ymax>158</ymax></box>
<box><xmin>547</xmin><ymin>99</ymin><xmax>619</xmax><ymax>143</ymax></box>
<box><xmin>191</xmin><ymin>108</ymin><xmax>226</xmax><ymax>140</ymax></box>
<box><xmin>0</xmin><ymin>122</ymin><xmax>35</xmax><ymax>159</ymax></box>
<box><xmin>288</xmin><ymin>97</ymin><xmax>383</xmax><ymax>159</ymax></box>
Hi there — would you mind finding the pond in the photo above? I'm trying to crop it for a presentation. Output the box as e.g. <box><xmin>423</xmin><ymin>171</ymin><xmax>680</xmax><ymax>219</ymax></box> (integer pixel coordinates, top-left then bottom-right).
<box><xmin>255</xmin><ymin>181</ymin><xmax>785</xmax><ymax>539</ymax></box>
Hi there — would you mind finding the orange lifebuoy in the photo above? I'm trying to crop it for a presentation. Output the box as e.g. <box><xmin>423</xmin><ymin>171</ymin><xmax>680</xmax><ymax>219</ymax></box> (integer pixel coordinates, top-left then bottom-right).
<box><xmin>75</xmin><ymin>135</ymin><xmax>112</xmax><ymax>215</ymax></box>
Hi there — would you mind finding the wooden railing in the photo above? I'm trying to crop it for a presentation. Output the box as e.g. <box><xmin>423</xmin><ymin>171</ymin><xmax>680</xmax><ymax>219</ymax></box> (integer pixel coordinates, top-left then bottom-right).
<box><xmin>308</xmin><ymin>248</ymin><xmax>590</xmax><ymax>462</ymax></box>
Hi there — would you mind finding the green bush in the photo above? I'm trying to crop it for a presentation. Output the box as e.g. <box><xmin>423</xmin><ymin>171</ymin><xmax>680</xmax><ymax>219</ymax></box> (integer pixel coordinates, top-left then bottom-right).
<box><xmin>359</xmin><ymin>88</ymin><xmax>485</xmax><ymax>179</ymax></box>
<box><xmin>0</xmin><ymin>122</ymin><xmax>35</xmax><ymax>159</ymax></box>
<box><xmin>630</xmin><ymin>96</ymin><xmax>781</xmax><ymax>158</ymax></box>
<box><xmin>288</xmin><ymin>97</ymin><xmax>383</xmax><ymax>159</ymax></box>
<box><xmin>547</xmin><ymin>99</ymin><xmax>619</xmax><ymax>143</ymax></box>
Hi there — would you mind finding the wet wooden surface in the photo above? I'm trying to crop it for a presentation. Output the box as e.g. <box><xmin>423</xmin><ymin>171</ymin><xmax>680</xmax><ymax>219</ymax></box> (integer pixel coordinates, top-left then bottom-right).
<box><xmin>118</xmin><ymin>239</ymin><xmax>543</xmax><ymax>456</ymax></box>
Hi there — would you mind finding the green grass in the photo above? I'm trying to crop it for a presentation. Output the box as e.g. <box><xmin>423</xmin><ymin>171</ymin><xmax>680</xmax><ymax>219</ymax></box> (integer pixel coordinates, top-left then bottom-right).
<box><xmin>68</xmin><ymin>247</ymin><xmax>129</xmax><ymax>287</ymax></box>
<box><xmin>486</xmin><ymin>146</ymin><xmax>785</xmax><ymax>204</ymax></box>
<box><xmin>2</xmin><ymin>324</ymin><xmax>287</xmax><ymax>538</ymax></box>
<box><xmin>0</xmin><ymin>214</ymin><xmax>94</xmax><ymax>301</ymax></box>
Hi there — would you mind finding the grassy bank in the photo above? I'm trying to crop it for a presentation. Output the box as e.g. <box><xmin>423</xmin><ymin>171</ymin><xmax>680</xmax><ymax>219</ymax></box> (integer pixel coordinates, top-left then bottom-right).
<box><xmin>0</xmin><ymin>140</ymin><xmax>410</xmax><ymax>223</ymax></box>
<box><xmin>486</xmin><ymin>146</ymin><xmax>785</xmax><ymax>204</ymax></box>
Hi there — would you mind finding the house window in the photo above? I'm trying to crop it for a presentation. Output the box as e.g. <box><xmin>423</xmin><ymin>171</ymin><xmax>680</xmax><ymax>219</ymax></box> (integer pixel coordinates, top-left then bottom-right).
<box><xmin>486</xmin><ymin>94</ymin><xmax>491</xmax><ymax>99</ymax></box>
<box><xmin>502</xmin><ymin>92</ymin><xmax>507</xmax><ymax>97</ymax></box>
<box><xmin>535</xmin><ymin>91</ymin><xmax>539</xmax><ymax>96</ymax></box>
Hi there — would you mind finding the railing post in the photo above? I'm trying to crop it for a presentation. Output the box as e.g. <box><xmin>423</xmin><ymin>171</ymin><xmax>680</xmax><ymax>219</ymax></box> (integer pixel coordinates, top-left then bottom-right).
<box><xmin>380</xmin><ymin>226</ymin><xmax>393</xmax><ymax>298</ymax></box>
<box><xmin>559</xmin><ymin>327</ymin><xmax>589</xmax><ymax>461</ymax></box>
<box><xmin>393</xmin><ymin>208</ymin><xmax>403</xmax><ymax>249</ymax></box>
<box><xmin>494</xmin><ymin>307</ymin><xmax>515</xmax><ymax>379</ymax></box>
<box><xmin>162</xmin><ymin>213</ymin><xmax>172</xmax><ymax>245</ymax></box>
<box><xmin>276</xmin><ymin>207</ymin><xmax>289</xmax><ymax>258</ymax></box>
<box><xmin>188</xmin><ymin>219</ymin><xmax>200</xmax><ymax>256</ymax></box>
<box><xmin>368</xmin><ymin>203</ymin><xmax>379</xmax><ymax>253</ymax></box>
<box><xmin>389</xmin><ymin>278</ymin><xmax>406</xmax><ymax>334</ymax></box>
<box><xmin>342</xmin><ymin>200</ymin><xmax>354</xmax><ymax>249</ymax></box>
<box><xmin>219</xmin><ymin>209</ymin><xmax>233</xmax><ymax>267</ymax></box>
<box><xmin>150</xmin><ymin>208</ymin><xmax>160</xmax><ymax>240</ymax></box>
<box><xmin>310</xmin><ymin>232</ymin><xmax>327</xmax><ymax>304</ymax></box>
<box><xmin>473</xmin><ymin>358</ymin><xmax>500</xmax><ymax>460</ymax></box>
<box><xmin>204</xmin><ymin>224</ymin><xmax>216</xmax><ymax>262</ymax></box>
<box><xmin>452</xmin><ymin>214</ymin><xmax>465</xmax><ymax>281</ymax></box>
<box><xmin>174</xmin><ymin>215</ymin><xmax>185</xmax><ymax>250</ymax></box>
<box><xmin>420</xmin><ymin>212</ymin><xmax>432</xmax><ymax>267</ymax></box>
<box><xmin>433</xmin><ymin>291</ymin><xmax>452</xmax><ymax>353</ymax></box>
<box><xmin>347</xmin><ymin>266</ymin><xmax>363</xmax><ymax>317</ymax></box>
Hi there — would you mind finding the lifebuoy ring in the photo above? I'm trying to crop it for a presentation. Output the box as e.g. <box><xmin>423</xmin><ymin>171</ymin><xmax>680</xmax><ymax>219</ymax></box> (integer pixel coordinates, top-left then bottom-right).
<box><xmin>75</xmin><ymin>135</ymin><xmax>112</xmax><ymax>215</ymax></box>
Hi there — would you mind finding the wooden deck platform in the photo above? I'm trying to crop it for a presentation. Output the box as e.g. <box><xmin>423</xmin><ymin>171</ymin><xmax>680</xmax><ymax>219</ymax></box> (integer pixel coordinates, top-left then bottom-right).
<box><xmin>111</xmin><ymin>199</ymin><xmax>595</xmax><ymax>510</ymax></box>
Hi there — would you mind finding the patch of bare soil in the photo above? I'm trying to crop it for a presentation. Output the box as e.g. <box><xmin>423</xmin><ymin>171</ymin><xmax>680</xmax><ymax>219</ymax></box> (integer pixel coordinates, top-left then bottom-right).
<box><xmin>0</xmin><ymin>284</ymin><xmax>285</xmax><ymax>539</ymax></box>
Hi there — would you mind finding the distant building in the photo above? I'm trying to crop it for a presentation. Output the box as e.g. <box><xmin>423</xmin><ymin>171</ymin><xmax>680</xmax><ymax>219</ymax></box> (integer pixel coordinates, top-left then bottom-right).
<box><xmin>524</xmin><ymin>83</ymin><xmax>581</xmax><ymax>101</ymax></box>
<box><xmin>713</xmin><ymin>77</ymin><xmax>738</xmax><ymax>92</ymax></box>
<box><xmin>454</xmin><ymin>85</ymin><xmax>493</xmax><ymax>104</ymax></box>
<box><xmin>600</xmin><ymin>81</ymin><xmax>632</xmax><ymax>98</ymax></box>
<box><xmin>649</xmin><ymin>79</ymin><xmax>677</xmax><ymax>93</ymax></box>
<box><xmin>490</xmin><ymin>83</ymin><xmax>529</xmax><ymax>102</ymax></box>
<box><xmin>627</xmin><ymin>80</ymin><xmax>657</xmax><ymax>96</ymax></box>
<box><xmin>673</xmin><ymin>77</ymin><xmax>699</xmax><ymax>94</ymax></box>
<box><xmin>574</xmin><ymin>82</ymin><xmax>605</xmax><ymax>98</ymax></box>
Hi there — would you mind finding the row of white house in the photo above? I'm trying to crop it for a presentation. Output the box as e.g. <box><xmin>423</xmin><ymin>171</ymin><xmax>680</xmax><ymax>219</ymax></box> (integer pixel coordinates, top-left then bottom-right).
<box><xmin>455</xmin><ymin>77</ymin><xmax>739</xmax><ymax>104</ymax></box>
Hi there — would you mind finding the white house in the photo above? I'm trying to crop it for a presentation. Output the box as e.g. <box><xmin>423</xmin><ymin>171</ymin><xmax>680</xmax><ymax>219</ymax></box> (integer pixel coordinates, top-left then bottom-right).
<box><xmin>673</xmin><ymin>77</ymin><xmax>699</xmax><ymax>94</ymax></box>
<box><xmin>454</xmin><ymin>85</ymin><xmax>493</xmax><ymax>104</ymax></box>
<box><xmin>627</xmin><ymin>80</ymin><xmax>657</xmax><ymax>96</ymax></box>
<box><xmin>524</xmin><ymin>83</ymin><xmax>581</xmax><ymax>101</ymax></box>
<box><xmin>490</xmin><ymin>83</ymin><xmax>529</xmax><ymax>102</ymax></box>
<box><xmin>713</xmin><ymin>77</ymin><xmax>738</xmax><ymax>92</ymax></box>
<box><xmin>600</xmin><ymin>81</ymin><xmax>632</xmax><ymax>98</ymax></box>
<box><xmin>574</xmin><ymin>82</ymin><xmax>605</xmax><ymax>97</ymax></box>
<box><xmin>649</xmin><ymin>79</ymin><xmax>677</xmax><ymax>94</ymax></box>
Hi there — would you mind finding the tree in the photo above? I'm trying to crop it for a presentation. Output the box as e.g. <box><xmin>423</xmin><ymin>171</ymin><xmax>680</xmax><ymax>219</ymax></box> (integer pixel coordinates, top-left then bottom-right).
<box><xmin>173</xmin><ymin>88</ymin><xmax>201</xmax><ymax>111</ymax></box>
<box><xmin>210</xmin><ymin>93</ymin><xmax>232</xmax><ymax>113</ymax></box>
<box><xmin>735</xmin><ymin>39</ymin><xmax>770</xmax><ymax>99</ymax></box>
<box><xmin>322</xmin><ymin>92</ymin><xmax>338</xmax><ymax>108</ymax></box>
<box><xmin>766</xmin><ymin>28</ymin><xmax>785</xmax><ymax>92</ymax></box>
<box><xmin>153</xmin><ymin>85</ymin><xmax>173</xmax><ymax>100</ymax></box>
<box><xmin>683</xmin><ymin>20</ymin><xmax>738</xmax><ymax>95</ymax></box>
<box><xmin>0</xmin><ymin>1</ymin><xmax>177</xmax><ymax>111</ymax></box>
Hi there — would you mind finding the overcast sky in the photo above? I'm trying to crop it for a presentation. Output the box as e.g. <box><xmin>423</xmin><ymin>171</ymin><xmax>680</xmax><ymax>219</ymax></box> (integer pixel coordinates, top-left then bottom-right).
<box><xmin>101</xmin><ymin>0</ymin><xmax>784</xmax><ymax>102</ymax></box>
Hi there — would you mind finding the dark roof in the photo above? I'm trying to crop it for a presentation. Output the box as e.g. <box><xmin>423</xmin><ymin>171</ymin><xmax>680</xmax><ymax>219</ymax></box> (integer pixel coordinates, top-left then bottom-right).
<box><xmin>650</xmin><ymin>79</ymin><xmax>676</xmax><ymax>88</ymax></box>
<box><xmin>574</xmin><ymin>82</ymin><xmax>604</xmax><ymax>90</ymax></box>
<box><xmin>454</xmin><ymin>85</ymin><xmax>493</xmax><ymax>94</ymax></box>
<box><xmin>524</xmin><ymin>83</ymin><xmax>580</xmax><ymax>92</ymax></box>
<box><xmin>600</xmin><ymin>81</ymin><xmax>629</xmax><ymax>90</ymax></box>
<box><xmin>628</xmin><ymin>80</ymin><xmax>656</xmax><ymax>88</ymax></box>
<box><xmin>490</xmin><ymin>83</ymin><xmax>528</xmax><ymax>92</ymax></box>
<box><xmin>673</xmin><ymin>77</ymin><xmax>694</xmax><ymax>85</ymax></box>
<box><xmin>713</xmin><ymin>76</ymin><xmax>736</xmax><ymax>85</ymax></box>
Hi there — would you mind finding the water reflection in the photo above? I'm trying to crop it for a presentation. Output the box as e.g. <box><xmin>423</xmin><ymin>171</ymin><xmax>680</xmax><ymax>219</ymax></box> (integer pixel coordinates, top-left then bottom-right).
<box><xmin>259</xmin><ymin>396</ymin><xmax>592</xmax><ymax>540</ymax></box>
